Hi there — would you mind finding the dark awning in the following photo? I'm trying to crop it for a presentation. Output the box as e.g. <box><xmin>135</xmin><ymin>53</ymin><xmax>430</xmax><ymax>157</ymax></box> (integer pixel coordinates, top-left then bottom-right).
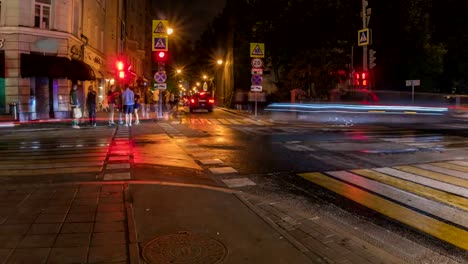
<box><xmin>68</xmin><ymin>59</ymin><xmax>96</xmax><ymax>81</ymax></box>
<box><xmin>20</xmin><ymin>53</ymin><xmax>71</xmax><ymax>78</ymax></box>
<box><xmin>20</xmin><ymin>54</ymin><xmax>95</xmax><ymax>81</ymax></box>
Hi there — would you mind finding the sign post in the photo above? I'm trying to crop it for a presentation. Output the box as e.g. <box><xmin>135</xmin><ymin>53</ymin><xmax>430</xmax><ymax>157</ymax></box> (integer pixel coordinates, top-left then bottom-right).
<box><xmin>250</xmin><ymin>43</ymin><xmax>265</xmax><ymax>118</ymax></box>
<box><xmin>406</xmin><ymin>80</ymin><xmax>420</xmax><ymax>103</ymax></box>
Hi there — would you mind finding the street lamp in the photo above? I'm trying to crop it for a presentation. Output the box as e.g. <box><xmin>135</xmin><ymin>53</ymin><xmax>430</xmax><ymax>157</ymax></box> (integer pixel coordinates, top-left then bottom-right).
<box><xmin>217</xmin><ymin>59</ymin><xmax>223</xmax><ymax>65</ymax></box>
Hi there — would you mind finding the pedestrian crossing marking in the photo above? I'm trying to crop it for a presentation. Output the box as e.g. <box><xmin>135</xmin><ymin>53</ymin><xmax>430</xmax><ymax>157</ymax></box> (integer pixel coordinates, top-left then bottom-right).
<box><xmin>373</xmin><ymin>167</ymin><xmax>468</xmax><ymax>198</ymax></box>
<box><xmin>351</xmin><ymin>169</ymin><xmax>468</xmax><ymax>211</ymax></box>
<box><xmin>298</xmin><ymin>172</ymin><xmax>468</xmax><ymax>250</ymax></box>
<box><xmin>0</xmin><ymin>166</ymin><xmax>102</xmax><ymax>176</ymax></box>
<box><xmin>395</xmin><ymin>164</ymin><xmax>468</xmax><ymax>188</ymax></box>
<box><xmin>326</xmin><ymin>170</ymin><xmax>468</xmax><ymax>228</ymax></box>
<box><xmin>430</xmin><ymin>162</ymin><xmax>468</xmax><ymax>173</ymax></box>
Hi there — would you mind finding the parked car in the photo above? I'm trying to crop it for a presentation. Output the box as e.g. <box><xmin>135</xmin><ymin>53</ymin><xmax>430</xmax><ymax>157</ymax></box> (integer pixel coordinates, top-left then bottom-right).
<box><xmin>189</xmin><ymin>92</ymin><xmax>214</xmax><ymax>112</ymax></box>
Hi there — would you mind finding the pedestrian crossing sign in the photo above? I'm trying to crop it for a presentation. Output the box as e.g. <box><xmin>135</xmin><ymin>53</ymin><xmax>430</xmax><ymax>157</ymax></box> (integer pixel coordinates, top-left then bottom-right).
<box><xmin>250</xmin><ymin>43</ymin><xmax>265</xmax><ymax>58</ymax></box>
<box><xmin>152</xmin><ymin>36</ymin><xmax>168</xmax><ymax>51</ymax></box>
<box><xmin>152</xmin><ymin>20</ymin><xmax>168</xmax><ymax>35</ymax></box>
<box><xmin>358</xmin><ymin>28</ymin><xmax>370</xmax><ymax>46</ymax></box>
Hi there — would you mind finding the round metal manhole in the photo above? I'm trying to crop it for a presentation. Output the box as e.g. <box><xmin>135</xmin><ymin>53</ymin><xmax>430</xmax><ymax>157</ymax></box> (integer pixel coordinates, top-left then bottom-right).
<box><xmin>142</xmin><ymin>232</ymin><xmax>227</xmax><ymax>264</ymax></box>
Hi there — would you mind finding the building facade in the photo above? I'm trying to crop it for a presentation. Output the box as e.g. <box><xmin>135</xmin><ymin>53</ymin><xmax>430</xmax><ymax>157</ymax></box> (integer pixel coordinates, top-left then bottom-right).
<box><xmin>0</xmin><ymin>0</ymin><xmax>149</xmax><ymax>121</ymax></box>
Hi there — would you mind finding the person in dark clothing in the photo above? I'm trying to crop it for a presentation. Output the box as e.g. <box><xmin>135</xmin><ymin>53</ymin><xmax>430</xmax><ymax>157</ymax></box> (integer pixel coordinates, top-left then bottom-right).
<box><xmin>86</xmin><ymin>85</ymin><xmax>97</xmax><ymax>127</ymax></box>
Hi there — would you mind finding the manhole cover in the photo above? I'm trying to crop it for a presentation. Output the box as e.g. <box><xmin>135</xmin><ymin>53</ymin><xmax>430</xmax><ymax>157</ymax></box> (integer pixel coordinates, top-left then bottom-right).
<box><xmin>142</xmin><ymin>232</ymin><xmax>227</xmax><ymax>264</ymax></box>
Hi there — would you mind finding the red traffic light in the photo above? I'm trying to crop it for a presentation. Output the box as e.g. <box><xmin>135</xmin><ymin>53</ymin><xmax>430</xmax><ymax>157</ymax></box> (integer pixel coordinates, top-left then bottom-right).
<box><xmin>154</xmin><ymin>51</ymin><xmax>168</xmax><ymax>62</ymax></box>
<box><xmin>116</xmin><ymin>61</ymin><xmax>124</xmax><ymax>71</ymax></box>
<box><xmin>353</xmin><ymin>71</ymin><xmax>368</xmax><ymax>87</ymax></box>
<box><xmin>118</xmin><ymin>71</ymin><xmax>125</xmax><ymax>79</ymax></box>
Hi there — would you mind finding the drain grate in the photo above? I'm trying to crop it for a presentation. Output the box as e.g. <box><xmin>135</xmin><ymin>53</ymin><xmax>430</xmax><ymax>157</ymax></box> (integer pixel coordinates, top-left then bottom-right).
<box><xmin>142</xmin><ymin>232</ymin><xmax>227</xmax><ymax>264</ymax></box>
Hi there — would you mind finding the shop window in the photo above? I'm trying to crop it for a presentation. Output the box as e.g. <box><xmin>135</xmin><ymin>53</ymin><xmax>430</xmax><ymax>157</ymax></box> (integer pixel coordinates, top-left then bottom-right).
<box><xmin>34</xmin><ymin>0</ymin><xmax>51</xmax><ymax>29</ymax></box>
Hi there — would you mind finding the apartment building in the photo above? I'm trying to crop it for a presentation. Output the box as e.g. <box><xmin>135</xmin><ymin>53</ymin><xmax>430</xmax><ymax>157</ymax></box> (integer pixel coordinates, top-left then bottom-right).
<box><xmin>0</xmin><ymin>0</ymin><xmax>149</xmax><ymax>122</ymax></box>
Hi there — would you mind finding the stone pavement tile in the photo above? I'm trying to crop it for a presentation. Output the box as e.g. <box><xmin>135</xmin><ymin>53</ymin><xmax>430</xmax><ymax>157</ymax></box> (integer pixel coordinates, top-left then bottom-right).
<box><xmin>98</xmin><ymin>196</ymin><xmax>123</xmax><ymax>204</ymax></box>
<box><xmin>95</xmin><ymin>211</ymin><xmax>125</xmax><ymax>222</ymax></box>
<box><xmin>28</xmin><ymin>223</ymin><xmax>62</xmax><ymax>235</ymax></box>
<box><xmin>75</xmin><ymin>192</ymin><xmax>100</xmax><ymax>199</ymax></box>
<box><xmin>0</xmin><ymin>235</ymin><xmax>22</xmax><ymax>248</ymax></box>
<box><xmin>0</xmin><ymin>224</ymin><xmax>30</xmax><ymax>235</ymax></box>
<box><xmin>287</xmin><ymin>228</ymin><xmax>312</xmax><ymax>242</ymax></box>
<box><xmin>5</xmin><ymin>248</ymin><xmax>50</xmax><ymax>264</ymax></box>
<box><xmin>97</xmin><ymin>203</ymin><xmax>124</xmax><ymax>212</ymax></box>
<box><xmin>0</xmin><ymin>249</ymin><xmax>13</xmax><ymax>262</ymax></box>
<box><xmin>54</xmin><ymin>233</ymin><xmax>91</xmax><ymax>247</ymax></box>
<box><xmin>100</xmin><ymin>185</ymin><xmax>123</xmax><ymax>192</ymax></box>
<box><xmin>17</xmin><ymin>234</ymin><xmax>56</xmax><ymax>248</ymax></box>
<box><xmin>4</xmin><ymin>194</ymin><xmax>28</xmax><ymax>202</ymax></box>
<box><xmin>65</xmin><ymin>213</ymin><xmax>96</xmax><ymax>223</ymax></box>
<box><xmin>72</xmin><ymin>198</ymin><xmax>98</xmax><ymax>206</ymax></box>
<box><xmin>69</xmin><ymin>205</ymin><xmax>97</xmax><ymax>214</ymax></box>
<box><xmin>91</xmin><ymin>232</ymin><xmax>126</xmax><ymax>246</ymax></box>
<box><xmin>41</xmin><ymin>206</ymin><xmax>70</xmax><ymax>214</ymax></box>
<box><xmin>88</xmin><ymin>245</ymin><xmax>127</xmax><ymax>263</ymax></box>
<box><xmin>61</xmin><ymin>223</ymin><xmax>94</xmax><ymax>233</ymax></box>
<box><xmin>93</xmin><ymin>221</ymin><xmax>125</xmax><ymax>233</ymax></box>
<box><xmin>47</xmin><ymin>247</ymin><xmax>88</xmax><ymax>264</ymax></box>
<box><xmin>47</xmin><ymin>198</ymin><xmax>74</xmax><ymax>206</ymax></box>
<box><xmin>0</xmin><ymin>216</ymin><xmax>6</xmax><ymax>224</ymax></box>
<box><xmin>4</xmin><ymin>214</ymin><xmax>38</xmax><ymax>224</ymax></box>
<box><xmin>78</xmin><ymin>185</ymin><xmax>102</xmax><ymax>193</ymax></box>
<box><xmin>35</xmin><ymin>214</ymin><xmax>67</xmax><ymax>223</ymax></box>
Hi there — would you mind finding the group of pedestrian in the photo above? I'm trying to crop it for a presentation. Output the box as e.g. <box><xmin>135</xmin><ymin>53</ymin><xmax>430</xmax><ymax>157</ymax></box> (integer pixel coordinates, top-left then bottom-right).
<box><xmin>106</xmin><ymin>84</ymin><xmax>141</xmax><ymax>127</ymax></box>
<box><xmin>69</xmin><ymin>84</ymin><xmax>142</xmax><ymax>128</ymax></box>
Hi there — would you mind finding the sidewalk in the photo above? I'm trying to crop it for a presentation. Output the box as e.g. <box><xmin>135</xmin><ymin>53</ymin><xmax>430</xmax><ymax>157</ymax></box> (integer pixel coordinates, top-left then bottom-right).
<box><xmin>0</xmin><ymin>107</ymin><xmax>449</xmax><ymax>264</ymax></box>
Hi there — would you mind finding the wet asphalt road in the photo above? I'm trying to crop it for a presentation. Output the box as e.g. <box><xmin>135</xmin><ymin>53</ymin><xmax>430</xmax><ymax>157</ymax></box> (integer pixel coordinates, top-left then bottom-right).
<box><xmin>0</xmin><ymin>108</ymin><xmax>467</xmax><ymax>262</ymax></box>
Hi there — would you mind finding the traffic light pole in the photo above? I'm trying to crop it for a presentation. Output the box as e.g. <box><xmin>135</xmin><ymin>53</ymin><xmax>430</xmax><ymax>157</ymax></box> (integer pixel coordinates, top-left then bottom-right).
<box><xmin>362</xmin><ymin>0</ymin><xmax>368</xmax><ymax>72</ymax></box>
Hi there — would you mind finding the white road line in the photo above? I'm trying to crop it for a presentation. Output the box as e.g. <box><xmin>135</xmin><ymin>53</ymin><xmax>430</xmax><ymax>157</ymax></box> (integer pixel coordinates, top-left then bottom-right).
<box><xmin>374</xmin><ymin>167</ymin><xmax>468</xmax><ymax>198</ymax></box>
<box><xmin>414</xmin><ymin>164</ymin><xmax>468</xmax><ymax>180</ymax></box>
<box><xmin>327</xmin><ymin>170</ymin><xmax>468</xmax><ymax>228</ymax></box>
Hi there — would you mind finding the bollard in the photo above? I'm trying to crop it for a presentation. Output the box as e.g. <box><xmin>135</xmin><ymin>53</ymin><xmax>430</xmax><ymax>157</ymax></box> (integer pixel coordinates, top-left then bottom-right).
<box><xmin>9</xmin><ymin>102</ymin><xmax>18</xmax><ymax>120</ymax></box>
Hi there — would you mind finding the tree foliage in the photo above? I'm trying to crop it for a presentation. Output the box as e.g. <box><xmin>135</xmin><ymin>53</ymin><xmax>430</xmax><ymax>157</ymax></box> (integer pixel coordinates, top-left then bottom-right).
<box><xmin>192</xmin><ymin>0</ymin><xmax>468</xmax><ymax>100</ymax></box>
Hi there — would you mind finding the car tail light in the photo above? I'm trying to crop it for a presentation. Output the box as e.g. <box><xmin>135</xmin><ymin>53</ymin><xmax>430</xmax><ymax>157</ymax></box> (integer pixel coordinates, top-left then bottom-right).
<box><xmin>208</xmin><ymin>99</ymin><xmax>214</xmax><ymax>104</ymax></box>
<box><xmin>190</xmin><ymin>98</ymin><xmax>195</xmax><ymax>104</ymax></box>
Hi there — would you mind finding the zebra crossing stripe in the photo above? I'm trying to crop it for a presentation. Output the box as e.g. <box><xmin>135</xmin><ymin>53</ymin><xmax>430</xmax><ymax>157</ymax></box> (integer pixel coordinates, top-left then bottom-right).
<box><xmin>351</xmin><ymin>169</ymin><xmax>468</xmax><ymax>211</ymax></box>
<box><xmin>208</xmin><ymin>119</ymin><xmax>221</xmax><ymax>124</ymax></box>
<box><xmin>326</xmin><ymin>170</ymin><xmax>468</xmax><ymax>228</ymax></box>
<box><xmin>450</xmin><ymin>160</ymin><xmax>468</xmax><ymax>167</ymax></box>
<box><xmin>430</xmin><ymin>162</ymin><xmax>468</xmax><ymax>173</ymax></box>
<box><xmin>373</xmin><ymin>167</ymin><xmax>468</xmax><ymax>198</ymax></box>
<box><xmin>298</xmin><ymin>172</ymin><xmax>468</xmax><ymax>251</ymax></box>
<box><xmin>228</xmin><ymin>119</ymin><xmax>242</xmax><ymax>125</ymax></box>
<box><xmin>217</xmin><ymin>119</ymin><xmax>232</xmax><ymax>125</ymax></box>
<box><xmin>0</xmin><ymin>166</ymin><xmax>102</xmax><ymax>176</ymax></box>
<box><xmin>396</xmin><ymin>165</ymin><xmax>468</xmax><ymax>184</ymax></box>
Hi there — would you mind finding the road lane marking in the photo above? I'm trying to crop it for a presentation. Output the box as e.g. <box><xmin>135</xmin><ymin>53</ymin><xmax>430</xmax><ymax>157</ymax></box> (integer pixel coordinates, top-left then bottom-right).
<box><xmin>351</xmin><ymin>169</ymin><xmax>468</xmax><ymax>211</ymax></box>
<box><xmin>298</xmin><ymin>172</ymin><xmax>468</xmax><ymax>251</ymax></box>
<box><xmin>209</xmin><ymin>167</ymin><xmax>237</xmax><ymax>174</ymax></box>
<box><xmin>397</xmin><ymin>165</ymin><xmax>468</xmax><ymax>184</ymax></box>
<box><xmin>373</xmin><ymin>167</ymin><xmax>468</xmax><ymax>198</ymax></box>
<box><xmin>430</xmin><ymin>162</ymin><xmax>468</xmax><ymax>173</ymax></box>
<box><xmin>222</xmin><ymin>178</ymin><xmax>256</xmax><ymax>188</ymax></box>
<box><xmin>326</xmin><ymin>170</ymin><xmax>468</xmax><ymax>228</ymax></box>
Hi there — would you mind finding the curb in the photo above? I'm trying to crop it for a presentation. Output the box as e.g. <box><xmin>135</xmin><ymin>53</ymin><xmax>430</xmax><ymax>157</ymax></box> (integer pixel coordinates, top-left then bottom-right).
<box><xmin>125</xmin><ymin>184</ymin><xmax>141</xmax><ymax>264</ymax></box>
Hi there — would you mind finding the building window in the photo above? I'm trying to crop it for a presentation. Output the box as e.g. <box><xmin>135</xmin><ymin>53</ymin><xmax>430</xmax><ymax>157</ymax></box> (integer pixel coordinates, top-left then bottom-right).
<box><xmin>34</xmin><ymin>0</ymin><xmax>51</xmax><ymax>29</ymax></box>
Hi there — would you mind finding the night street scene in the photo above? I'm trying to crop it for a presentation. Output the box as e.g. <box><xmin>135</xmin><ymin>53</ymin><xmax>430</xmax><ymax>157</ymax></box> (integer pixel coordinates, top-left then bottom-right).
<box><xmin>0</xmin><ymin>0</ymin><xmax>467</xmax><ymax>263</ymax></box>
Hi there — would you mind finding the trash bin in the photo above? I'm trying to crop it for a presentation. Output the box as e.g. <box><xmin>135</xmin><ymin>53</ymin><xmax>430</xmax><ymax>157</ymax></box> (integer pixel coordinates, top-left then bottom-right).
<box><xmin>9</xmin><ymin>102</ymin><xmax>18</xmax><ymax>120</ymax></box>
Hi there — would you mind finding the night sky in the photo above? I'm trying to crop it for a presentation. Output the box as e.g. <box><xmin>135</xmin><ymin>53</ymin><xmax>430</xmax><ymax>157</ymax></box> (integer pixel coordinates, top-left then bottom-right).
<box><xmin>152</xmin><ymin>0</ymin><xmax>227</xmax><ymax>44</ymax></box>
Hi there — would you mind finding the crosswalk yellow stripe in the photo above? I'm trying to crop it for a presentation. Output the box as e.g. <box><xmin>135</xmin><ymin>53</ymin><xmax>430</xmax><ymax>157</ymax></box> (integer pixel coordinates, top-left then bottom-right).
<box><xmin>351</xmin><ymin>169</ymin><xmax>468</xmax><ymax>211</ymax></box>
<box><xmin>430</xmin><ymin>162</ymin><xmax>468</xmax><ymax>173</ymax></box>
<box><xmin>298</xmin><ymin>172</ymin><xmax>468</xmax><ymax>250</ymax></box>
<box><xmin>395</xmin><ymin>166</ymin><xmax>468</xmax><ymax>188</ymax></box>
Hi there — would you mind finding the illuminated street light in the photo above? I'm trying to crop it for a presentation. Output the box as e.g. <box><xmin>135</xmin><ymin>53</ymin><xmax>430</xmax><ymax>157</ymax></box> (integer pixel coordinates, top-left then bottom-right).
<box><xmin>167</xmin><ymin>27</ymin><xmax>174</xmax><ymax>35</ymax></box>
<box><xmin>217</xmin><ymin>59</ymin><xmax>223</xmax><ymax>65</ymax></box>
<box><xmin>203</xmin><ymin>75</ymin><xmax>207</xmax><ymax>80</ymax></box>
<box><xmin>176</xmin><ymin>69</ymin><xmax>181</xmax><ymax>74</ymax></box>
